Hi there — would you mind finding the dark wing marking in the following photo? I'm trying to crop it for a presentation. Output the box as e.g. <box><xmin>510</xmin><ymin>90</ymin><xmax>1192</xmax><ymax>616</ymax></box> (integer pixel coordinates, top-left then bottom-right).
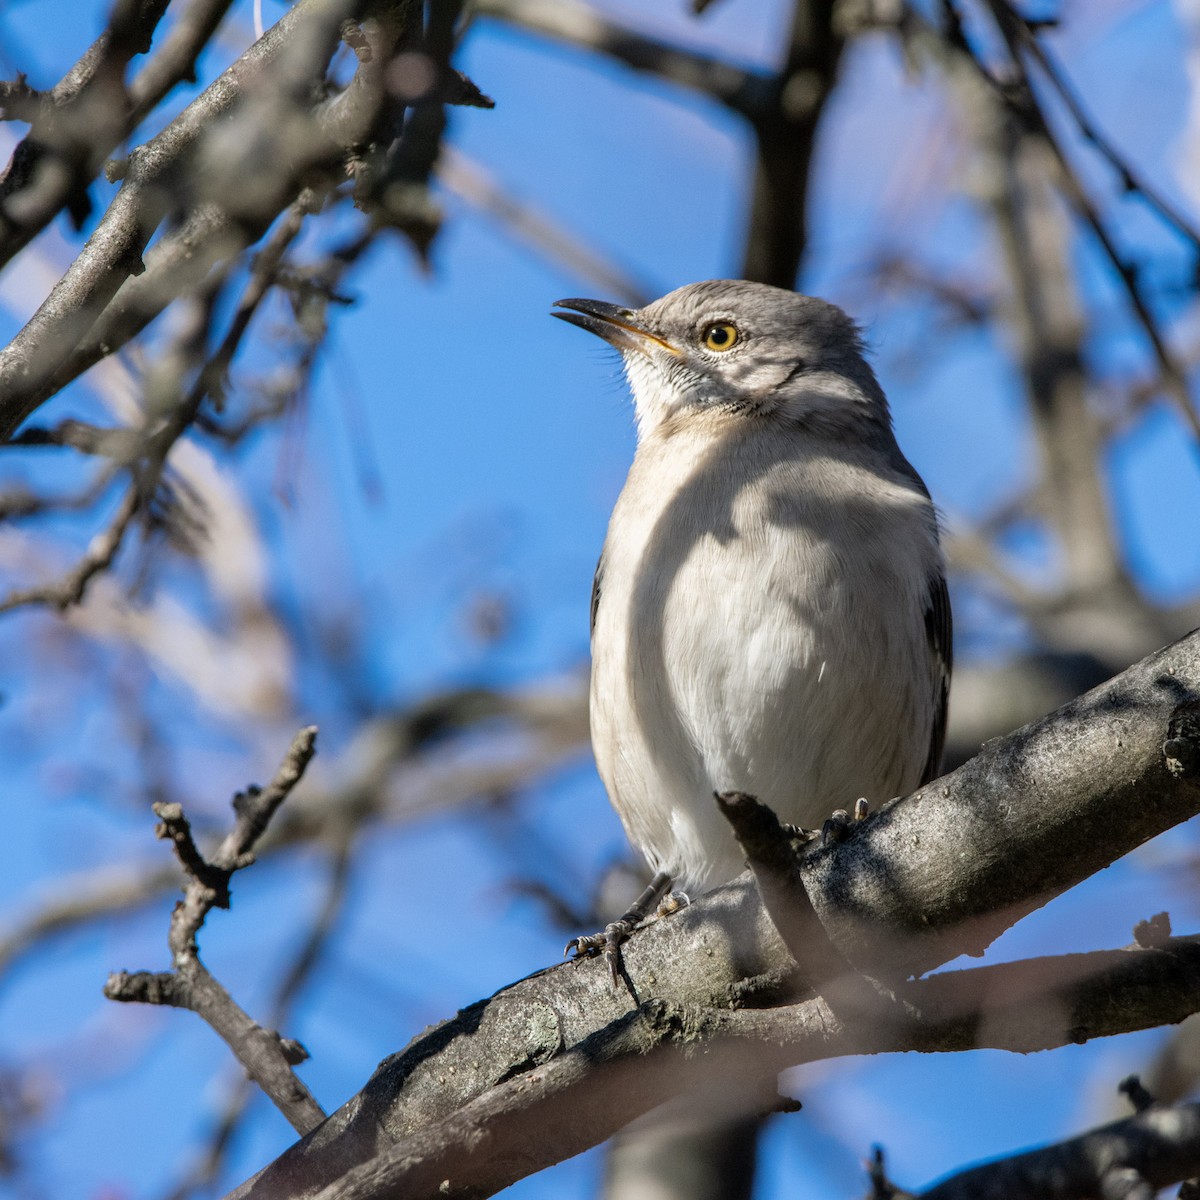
<box><xmin>920</xmin><ymin>569</ymin><xmax>953</xmax><ymax>785</ymax></box>
<box><xmin>590</xmin><ymin>549</ymin><xmax>605</xmax><ymax>639</ymax></box>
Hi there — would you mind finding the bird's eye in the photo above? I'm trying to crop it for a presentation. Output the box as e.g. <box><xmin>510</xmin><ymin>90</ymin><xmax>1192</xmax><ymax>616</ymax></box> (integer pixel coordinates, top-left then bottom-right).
<box><xmin>702</xmin><ymin>322</ymin><xmax>739</xmax><ymax>352</ymax></box>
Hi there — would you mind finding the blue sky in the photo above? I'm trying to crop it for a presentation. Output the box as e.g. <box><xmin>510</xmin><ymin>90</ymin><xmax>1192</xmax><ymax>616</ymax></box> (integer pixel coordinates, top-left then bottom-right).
<box><xmin>0</xmin><ymin>1</ymin><xmax>1199</xmax><ymax>1197</ymax></box>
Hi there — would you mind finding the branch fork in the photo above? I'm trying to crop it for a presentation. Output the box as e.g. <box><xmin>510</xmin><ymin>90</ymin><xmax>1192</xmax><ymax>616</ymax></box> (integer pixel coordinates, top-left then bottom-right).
<box><xmin>105</xmin><ymin>727</ymin><xmax>325</xmax><ymax>1135</ymax></box>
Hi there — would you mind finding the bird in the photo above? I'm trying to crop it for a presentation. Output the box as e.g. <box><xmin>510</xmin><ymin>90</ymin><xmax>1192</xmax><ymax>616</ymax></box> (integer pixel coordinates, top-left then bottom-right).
<box><xmin>552</xmin><ymin>280</ymin><xmax>951</xmax><ymax>981</ymax></box>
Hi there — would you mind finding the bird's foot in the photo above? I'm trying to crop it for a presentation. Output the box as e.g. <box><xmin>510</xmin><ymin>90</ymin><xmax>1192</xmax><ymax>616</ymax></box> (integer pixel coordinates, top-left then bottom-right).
<box><xmin>565</xmin><ymin>919</ymin><xmax>639</xmax><ymax>987</ymax></box>
<box><xmin>822</xmin><ymin>797</ymin><xmax>870</xmax><ymax>845</ymax></box>
<box><xmin>564</xmin><ymin>870</ymin><xmax>674</xmax><ymax>988</ymax></box>
<box><xmin>781</xmin><ymin>821</ymin><xmax>821</xmax><ymax>845</ymax></box>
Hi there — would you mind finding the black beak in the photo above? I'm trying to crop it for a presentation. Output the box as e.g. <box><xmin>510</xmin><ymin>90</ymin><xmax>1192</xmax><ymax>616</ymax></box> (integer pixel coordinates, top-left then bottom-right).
<box><xmin>552</xmin><ymin>298</ymin><xmax>677</xmax><ymax>357</ymax></box>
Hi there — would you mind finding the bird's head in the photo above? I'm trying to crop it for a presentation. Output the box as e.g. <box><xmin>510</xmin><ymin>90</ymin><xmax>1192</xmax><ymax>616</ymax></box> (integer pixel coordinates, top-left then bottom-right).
<box><xmin>553</xmin><ymin>280</ymin><xmax>890</xmax><ymax>438</ymax></box>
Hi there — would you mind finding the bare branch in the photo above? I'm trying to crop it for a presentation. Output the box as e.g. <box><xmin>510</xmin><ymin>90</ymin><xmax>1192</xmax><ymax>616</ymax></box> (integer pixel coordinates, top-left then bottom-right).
<box><xmin>233</xmin><ymin>933</ymin><xmax>1200</xmax><ymax>1200</ymax></box>
<box><xmin>0</xmin><ymin>0</ymin><xmax>174</xmax><ymax>259</ymax></box>
<box><xmin>127</xmin><ymin>0</ymin><xmax>239</xmax><ymax>125</ymax></box>
<box><xmin>0</xmin><ymin>0</ymin><xmax>408</xmax><ymax>440</ymax></box>
<box><xmin>1009</xmin><ymin>14</ymin><xmax>1200</xmax><ymax>256</ymax></box>
<box><xmin>105</xmin><ymin>727</ymin><xmax>325</xmax><ymax>1135</ymax></box>
<box><xmin>0</xmin><ymin>485</ymin><xmax>140</xmax><ymax>612</ymax></box>
<box><xmin>967</xmin><ymin>0</ymin><xmax>1200</xmax><ymax>441</ymax></box>
<box><xmin>471</xmin><ymin>0</ymin><xmax>772</xmax><ymax>118</ymax></box>
<box><xmin>715</xmin><ymin>790</ymin><xmax>853</xmax><ymax>992</ymax></box>
<box><xmin>163</xmin><ymin>838</ymin><xmax>356</xmax><ymax>1200</ymax></box>
<box><xmin>740</xmin><ymin>0</ymin><xmax>844</xmax><ymax>286</ymax></box>
<box><xmin>903</xmin><ymin>1100</ymin><xmax>1200</xmax><ymax>1199</ymax></box>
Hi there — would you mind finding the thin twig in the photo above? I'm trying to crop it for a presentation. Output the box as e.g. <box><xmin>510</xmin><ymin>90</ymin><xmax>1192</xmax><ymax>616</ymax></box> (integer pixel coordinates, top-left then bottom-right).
<box><xmin>105</xmin><ymin>727</ymin><xmax>325</xmax><ymax>1135</ymax></box>
<box><xmin>164</xmin><ymin>835</ymin><xmax>356</xmax><ymax>1200</ymax></box>
<box><xmin>470</xmin><ymin>0</ymin><xmax>772</xmax><ymax>118</ymax></box>
<box><xmin>438</xmin><ymin>147</ymin><xmax>653</xmax><ymax>306</ymax></box>
<box><xmin>0</xmin><ymin>486</ymin><xmax>140</xmax><ymax>612</ymax></box>
<box><xmin>1009</xmin><ymin>15</ymin><xmax>1200</xmax><ymax>255</ymax></box>
<box><xmin>967</xmin><ymin>0</ymin><xmax>1200</xmax><ymax>441</ymax></box>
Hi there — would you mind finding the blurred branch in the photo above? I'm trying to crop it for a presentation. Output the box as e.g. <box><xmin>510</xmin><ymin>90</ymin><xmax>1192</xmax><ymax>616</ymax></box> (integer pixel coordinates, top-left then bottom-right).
<box><xmin>474</xmin><ymin>0</ymin><xmax>846</xmax><ymax>287</ymax></box>
<box><xmin>0</xmin><ymin>861</ymin><xmax>181</xmax><ymax>977</ymax></box>
<box><xmin>989</xmin><ymin>113</ymin><xmax>1129</xmax><ymax>601</ymax></box>
<box><xmin>958</xmin><ymin>0</ymin><xmax>1200</xmax><ymax>441</ymax></box>
<box><xmin>0</xmin><ymin>176</ymin><xmax>349</xmax><ymax>617</ymax></box>
<box><xmin>0</xmin><ymin>484</ymin><xmax>138</xmax><ymax>612</ymax></box>
<box><xmin>127</xmin><ymin>0</ymin><xmax>238</xmax><ymax>125</ymax></box>
<box><xmin>105</xmin><ymin>726</ymin><xmax>326</xmax><ymax>1136</ymax></box>
<box><xmin>471</xmin><ymin>0</ymin><xmax>773</xmax><ymax>117</ymax></box>
<box><xmin>1006</xmin><ymin>12</ymin><xmax>1200</xmax><ymax>257</ymax></box>
<box><xmin>740</xmin><ymin>0</ymin><xmax>844</xmax><ymax>286</ymax></box>
<box><xmin>0</xmin><ymin>0</ymin><xmax>418</xmax><ymax>440</ymax></box>
<box><xmin>438</xmin><ymin>146</ymin><xmax>653</xmax><ymax>306</ymax></box>
<box><xmin>0</xmin><ymin>0</ymin><xmax>173</xmax><ymax>256</ymax></box>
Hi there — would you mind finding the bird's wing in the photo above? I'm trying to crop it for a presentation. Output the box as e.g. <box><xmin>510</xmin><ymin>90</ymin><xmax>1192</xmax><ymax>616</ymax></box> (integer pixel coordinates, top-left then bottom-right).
<box><xmin>920</xmin><ymin>569</ymin><xmax>953</xmax><ymax>785</ymax></box>
<box><xmin>590</xmin><ymin>549</ymin><xmax>605</xmax><ymax>640</ymax></box>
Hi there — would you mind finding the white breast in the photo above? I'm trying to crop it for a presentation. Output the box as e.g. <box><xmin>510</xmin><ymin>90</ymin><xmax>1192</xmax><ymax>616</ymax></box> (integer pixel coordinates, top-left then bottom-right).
<box><xmin>589</xmin><ymin>417</ymin><xmax>942</xmax><ymax>891</ymax></box>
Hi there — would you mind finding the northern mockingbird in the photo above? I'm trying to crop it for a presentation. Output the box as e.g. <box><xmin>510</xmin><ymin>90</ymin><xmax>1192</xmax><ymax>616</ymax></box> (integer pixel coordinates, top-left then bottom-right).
<box><xmin>553</xmin><ymin>280</ymin><xmax>951</xmax><ymax>979</ymax></box>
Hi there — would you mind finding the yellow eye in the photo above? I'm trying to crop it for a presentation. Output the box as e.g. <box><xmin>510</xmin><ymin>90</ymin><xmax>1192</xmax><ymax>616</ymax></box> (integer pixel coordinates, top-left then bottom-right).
<box><xmin>702</xmin><ymin>322</ymin><xmax>739</xmax><ymax>352</ymax></box>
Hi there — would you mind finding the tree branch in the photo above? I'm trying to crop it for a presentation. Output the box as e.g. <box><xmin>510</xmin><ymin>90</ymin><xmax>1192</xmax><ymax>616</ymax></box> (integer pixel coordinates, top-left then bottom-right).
<box><xmin>0</xmin><ymin>0</ymin><xmax>410</xmax><ymax>441</ymax></box>
<box><xmin>0</xmin><ymin>484</ymin><xmax>139</xmax><ymax>612</ymax></box>
<box><xmin>0</xmin><ymin>0</ymin><xmax>174</xmax><ymax>261</ymax></box>
<box><xmin>105</xmin><ymin>726</ymin><xmax>325</xmax><ymax>1136</ymax></box>
<box><xmin>968</xmin><ymin>0</ymin><xmax>1200</xmax><ymax>441</ymax></box>
<box><xmin>894</xmin><ymin>1098</ymin><xmax>1200</xmax><ymax>1199</ymax></box>
<box><xmin>471</xmin><ymin>0</ymin><xmax>772</xmax><ymax>118</ymax></box>
<box><xmin>232</xmin><ymin>933</ymin><xmax>1200</xmax><ymax>1200</ymax></box>
<box><xmin>740</xmin><ymin>0</ymin><xmax>844</xmax><ymax>286</ymax></box>
<box><xmin>226</xmin><ymin>629</ymin><xmax>1200</xmax><ymax>1197</ymax></box>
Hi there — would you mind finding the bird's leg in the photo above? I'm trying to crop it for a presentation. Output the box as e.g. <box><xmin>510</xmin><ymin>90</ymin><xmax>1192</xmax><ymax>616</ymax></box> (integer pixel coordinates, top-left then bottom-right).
<box><xmin>822</xmin><ymin>797</ymin><xmax>871</xmax><ymax>844</ymax></box>
<box><xmin>566</xmin><ymin>870</ymin><xmax>674</xmax><ymax>986</ymax></box>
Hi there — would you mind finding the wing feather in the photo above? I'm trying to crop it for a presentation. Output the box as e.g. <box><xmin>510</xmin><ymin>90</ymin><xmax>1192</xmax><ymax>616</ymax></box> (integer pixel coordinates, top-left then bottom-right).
<box><xmin>920</xmin><ymin>570</ymin><xmax>953</xmax><ymax>785</ymax></box>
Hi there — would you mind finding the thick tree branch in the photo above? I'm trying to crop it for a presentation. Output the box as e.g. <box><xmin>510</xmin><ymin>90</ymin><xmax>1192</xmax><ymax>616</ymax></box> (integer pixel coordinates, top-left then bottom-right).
<box><xmin>802</xmin><ymin>629</ymin><xmax>1200</xmax><ymax>975</ymax></box>
<box><xmin>227</xmin><ymin>629</ymin><xmax>1200</xmax><ymax>1198</ymax></box>
<box><xmin>232</xmin><ymin>934</ymin><xmax>1200</xmax><ymax>1200</ymax></box>
<box><xmin>740</xmin><ymin>0</ymin><xmax>844</xmax><ymax>286</ymax></box>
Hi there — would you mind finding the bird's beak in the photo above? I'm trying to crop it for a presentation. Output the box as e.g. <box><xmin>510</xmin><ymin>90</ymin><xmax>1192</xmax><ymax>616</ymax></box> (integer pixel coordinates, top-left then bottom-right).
<box><xmin>552</xmin><ymin>298</ymin><xmax>680</xmax><ymax>357</ymax></box>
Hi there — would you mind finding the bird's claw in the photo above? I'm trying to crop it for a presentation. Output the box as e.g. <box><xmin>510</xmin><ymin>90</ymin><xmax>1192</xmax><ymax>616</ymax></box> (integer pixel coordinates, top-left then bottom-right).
<box><xmin>564</xmin><ymin>932</ymin><xmax>606</xmax><ymax>960</ymax></box>
<box><xmin>822</xmin><ymin>798</ymin><xmax>870</xmax><ymax>845</ymax></box>
<box><xmin>566</xmin><ymin>920</ymin><xmax>634</xmax><ymax>986</ymax></box>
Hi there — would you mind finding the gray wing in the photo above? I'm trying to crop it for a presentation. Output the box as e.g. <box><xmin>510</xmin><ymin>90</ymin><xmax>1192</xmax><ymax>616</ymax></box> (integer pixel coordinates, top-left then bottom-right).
<box><xmin>920</xmin><ymin>569</ymin><xmax>953</xmax><ymax>785</ymax></box>
<box><xmin>589</xmin><ymin>549</ymin><xmax>605</xmax><ymax>640</ymax></box>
